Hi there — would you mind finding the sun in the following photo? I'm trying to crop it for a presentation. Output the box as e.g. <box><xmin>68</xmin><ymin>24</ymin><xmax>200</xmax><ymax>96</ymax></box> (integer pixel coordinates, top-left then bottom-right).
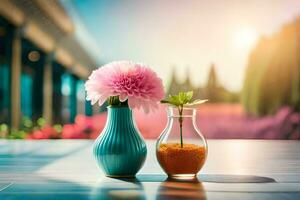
<box><xmin>234</xmin><ymin>27</ymin><xmax>258</xmax><ymax>49</ymax></box>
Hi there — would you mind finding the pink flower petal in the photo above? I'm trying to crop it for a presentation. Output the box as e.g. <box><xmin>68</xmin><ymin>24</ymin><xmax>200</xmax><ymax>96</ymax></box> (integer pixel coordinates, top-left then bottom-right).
<box><xmin>85</xmin><ymin>61</ymin><xmax>165</xmax><ymax>112</ymax></box>
<box><xmin>119</xmin><ymin>94</ymin><xmax>128</xmax><ymax>102</ymax></box>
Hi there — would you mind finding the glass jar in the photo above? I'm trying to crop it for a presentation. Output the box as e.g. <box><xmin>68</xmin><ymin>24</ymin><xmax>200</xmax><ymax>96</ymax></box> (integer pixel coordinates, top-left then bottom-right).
<box><xmin>156</xmin><ymin>106</ymin><xmax>208</xmax><ymax>178</ymax></box>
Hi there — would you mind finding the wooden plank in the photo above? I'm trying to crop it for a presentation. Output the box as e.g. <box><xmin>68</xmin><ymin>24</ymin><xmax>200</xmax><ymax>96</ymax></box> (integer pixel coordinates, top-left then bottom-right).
<box><xmin>0</xmin><ymin>0</ymin><xmax>24</xmax><ymax>26</ymax></box>
<box><xmin>23</xmin><ymin>21</ymin><xmax>55</xmax><ymax>53</ymax></box>
<box><xmin>0</xmin><ymin>139</ymin><xmax>299</xmax><ymax>200</ymax></box>
<box><xmin>33</xmin><ymin>0</ymin><xmax>74</xmax><ymax>34</ymax></box>
<box><xmin>0</xmin><ymin>192</ymin><xmax>299</xmax><ymax>200</ymax></box>
<box><xmin>55</xmin><ymin>46</ymin><xmax>74</xmax><ymax>68</ymax></box>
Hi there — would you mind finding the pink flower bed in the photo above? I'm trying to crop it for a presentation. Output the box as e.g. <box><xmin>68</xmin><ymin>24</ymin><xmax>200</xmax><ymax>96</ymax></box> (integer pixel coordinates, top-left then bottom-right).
<box><xmin>26</xmin><ymin>104</ymin><xmax>300</xmax><ymax>140</ymax></box>
<box><xmin>197</xmin><ymin>104</ymin><xmax>300</xmax><ymax>139</ymax></box>
<box><xmin>134</xmin><ymin>104</ymin><xmax>300</xmax><ymax>139</ymax></box>
<box><xmin>27</xmin><ymin>125</ymin><xmax>60</xmax><ymax>139</ymax></box>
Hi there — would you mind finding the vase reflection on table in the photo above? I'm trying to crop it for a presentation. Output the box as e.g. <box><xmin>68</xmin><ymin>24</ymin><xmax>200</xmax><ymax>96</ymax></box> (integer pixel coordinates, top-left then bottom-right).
<box><xmin>156</xmin><ymin>177</ymin><xmax>207</xmax><ymax>200</ymax></box>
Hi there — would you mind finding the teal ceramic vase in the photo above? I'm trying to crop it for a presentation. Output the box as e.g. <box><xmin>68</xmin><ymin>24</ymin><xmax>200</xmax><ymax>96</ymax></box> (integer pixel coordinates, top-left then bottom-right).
<box><xmin>94</xmin><ymin>106</ymin><xmax>147</xmax><ymax>177</ymax></box>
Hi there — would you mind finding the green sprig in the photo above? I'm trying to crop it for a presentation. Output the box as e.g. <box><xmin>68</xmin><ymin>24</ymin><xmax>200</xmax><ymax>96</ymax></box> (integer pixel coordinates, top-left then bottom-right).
<box><xmin>161</xmin><ymin>91</ymin><xmax>208</xmax><ymax>148</ymax></box>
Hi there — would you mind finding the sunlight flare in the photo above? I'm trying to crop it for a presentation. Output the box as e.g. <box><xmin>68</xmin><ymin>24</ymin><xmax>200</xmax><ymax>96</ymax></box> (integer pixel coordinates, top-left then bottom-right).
<box><xmin>234</xmin><ymin>27</ymin><xmax>258</xmax><ymax>49</ymax></box>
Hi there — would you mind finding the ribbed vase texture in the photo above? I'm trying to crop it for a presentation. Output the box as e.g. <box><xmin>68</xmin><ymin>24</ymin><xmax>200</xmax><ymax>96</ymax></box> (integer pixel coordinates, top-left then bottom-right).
<box><xmin>94</xmin><ymin>107</ymin><xmax>147</xmax><ymax>177</ymax></box>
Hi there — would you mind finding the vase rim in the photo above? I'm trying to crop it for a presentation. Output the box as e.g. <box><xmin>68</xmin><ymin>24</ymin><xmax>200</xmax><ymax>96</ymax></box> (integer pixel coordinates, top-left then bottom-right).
<box><xmin>167</xmin><ymin>106</ymin><xmax>196</xmax><ymax>117</ymax></box>
<box><xmin>167</xmin><ymin>105</ymin><xmax>197</xmax><ymax>111</ymax></box>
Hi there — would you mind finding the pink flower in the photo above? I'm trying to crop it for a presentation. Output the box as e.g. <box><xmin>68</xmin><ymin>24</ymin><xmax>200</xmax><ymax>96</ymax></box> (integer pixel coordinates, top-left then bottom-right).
<box><xmin>85</xmin><ymin>61</ymin><xmax>165</xmax><ymax>113</ymax></box>
<box><xmin>61</xmin><ymin>124</ymin><xmax>87</xmax><ymax>139</ymax></box>
<box><xmin>31</xmin><ymin>130</ymin><xmax>47</xmax><ymax>139</ymax></box>
<box><xmin>40</xmin><ymin>125</ymin><xmax>60</xmax><ymax>139</ymax></box>
<box><xmin>75</xmin><ymin>115</ymin><xmax>94</xmax><ymax>130</ymax></box>
<box><xmin>28</xmin><ymin>125</ymin><xmax>60</xmax><ymax>139</ymax></box>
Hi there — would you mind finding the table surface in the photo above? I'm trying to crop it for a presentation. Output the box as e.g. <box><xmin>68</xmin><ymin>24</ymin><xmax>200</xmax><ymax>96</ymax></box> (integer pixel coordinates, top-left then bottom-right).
<box><xmin>0</xmin><ymin>139</ymin><xmax>299</xmax><ymax>200</ymax></box>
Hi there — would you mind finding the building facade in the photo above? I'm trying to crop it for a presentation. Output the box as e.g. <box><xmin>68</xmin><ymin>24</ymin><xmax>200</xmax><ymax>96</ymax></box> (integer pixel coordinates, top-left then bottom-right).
<box><xmin>0</xmin><ymin>0</ymin><xmax>97</xmax><ymax>129</ymax></box>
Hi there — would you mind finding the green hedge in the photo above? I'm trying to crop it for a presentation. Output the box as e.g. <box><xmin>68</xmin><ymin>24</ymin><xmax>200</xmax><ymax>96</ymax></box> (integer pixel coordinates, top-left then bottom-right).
<box><xmin>242</xmin><ymin>22</ymin><xmax>300</xmax><ymax>116</ymax></box>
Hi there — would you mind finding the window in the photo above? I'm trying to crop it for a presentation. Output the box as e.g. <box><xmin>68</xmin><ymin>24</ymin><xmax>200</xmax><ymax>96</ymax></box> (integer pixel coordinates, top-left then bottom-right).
<box><xmin>20</xmin><ymin>73</ymin><xmax>33</xmax><ymax>118</ymax></box>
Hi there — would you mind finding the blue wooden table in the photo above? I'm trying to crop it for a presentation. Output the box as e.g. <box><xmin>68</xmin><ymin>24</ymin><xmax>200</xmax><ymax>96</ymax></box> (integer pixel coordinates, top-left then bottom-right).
<box><xmin>0</xmin><ymin>139</ymin><xmax>300</xmax><ymax>199</ymax></box>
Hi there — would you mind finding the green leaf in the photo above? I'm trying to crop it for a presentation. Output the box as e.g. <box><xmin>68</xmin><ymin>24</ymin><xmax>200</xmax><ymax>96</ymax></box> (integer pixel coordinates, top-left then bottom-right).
<box><xmin>53</xmin><ymin>124</ymin><xmax>62</xmax><ymax>133</ymax></box>
<box><xmin>185</xmin><ymin>99</ymin><xmax>209</xmax><ymax>107</ymax></box>
<box><xmin>0</xmin><ymin>124</ymin><xmax>8</xmax><ymax>132</ymax></box>
<box><xmin>37</xmin><ymin>117</ymin><xmax>46</xmax><ymax>127</ymax></box>
<box><xmin>161</xmin><ymin>91</ymin><xmax>196</xmax><ymax>107</ymax></box>
<box><xmin>186</xmin><ymin>91</ymin><xmax>193</xmax><ymax>102</ymax></box>
<box><xmin>169</xmin><ymin>95</ymin><xmax>181</xmax><ymax>106</ymax></box>
<box><xmin>178</xmin><ymin>92</ymin><xmax>185</xmax><ymax>104</ymax></box>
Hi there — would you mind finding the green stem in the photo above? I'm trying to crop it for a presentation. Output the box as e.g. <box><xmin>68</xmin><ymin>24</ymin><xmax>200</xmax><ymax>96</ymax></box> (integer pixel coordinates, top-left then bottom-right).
<box><xmin>178</xmin><ymin>105</ymin><xmax>183</xmax><ymax>148</ymax></box>
<box><xmin>108</xmin><ymin>96</ymin><xmax>128</xmax><ymax>107</ymax></box>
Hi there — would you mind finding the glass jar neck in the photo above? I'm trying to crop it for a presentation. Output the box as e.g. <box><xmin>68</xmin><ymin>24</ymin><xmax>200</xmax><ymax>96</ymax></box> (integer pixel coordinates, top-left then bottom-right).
<box><xmin>163</xmin><ymin>106</ymin><xmax>201</xmax><ymax>142</ymax></box>
<box><xmin>167</xmin><ymin>106</ymin><xmax>196</xmax><ymax>119</ymax></box>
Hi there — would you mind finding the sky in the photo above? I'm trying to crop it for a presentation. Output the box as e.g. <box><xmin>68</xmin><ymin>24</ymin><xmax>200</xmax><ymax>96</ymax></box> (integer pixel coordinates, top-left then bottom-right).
<box><xmin>66</xmin><ymin>0</ymin><xmax>300</xmax><ymax>92</ymax></box>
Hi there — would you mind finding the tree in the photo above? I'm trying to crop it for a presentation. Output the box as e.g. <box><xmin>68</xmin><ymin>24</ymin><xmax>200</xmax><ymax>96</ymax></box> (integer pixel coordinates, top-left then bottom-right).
<box><xmin>242</xmin><ymin>20</ymin><xmax>300</xmax><ymax>116</ymax></box>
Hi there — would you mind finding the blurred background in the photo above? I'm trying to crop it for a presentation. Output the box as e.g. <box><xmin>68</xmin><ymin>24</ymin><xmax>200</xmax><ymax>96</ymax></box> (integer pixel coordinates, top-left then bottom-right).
<box><xmin>0</xmin><ymin>0</ymin><xmax>299</xmax><ymax>140</ymax></box>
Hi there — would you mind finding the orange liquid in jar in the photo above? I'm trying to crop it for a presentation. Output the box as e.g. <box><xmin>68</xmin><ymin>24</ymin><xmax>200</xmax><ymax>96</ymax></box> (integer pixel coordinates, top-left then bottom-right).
<box><xmin>157</xmin><ymin>143</ymin><xmax>206</xmax><ymax>176</ymax></box>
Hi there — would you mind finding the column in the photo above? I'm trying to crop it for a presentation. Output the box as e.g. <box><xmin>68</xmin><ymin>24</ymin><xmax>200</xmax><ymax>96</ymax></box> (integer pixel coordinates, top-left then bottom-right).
<box><xmin>43</xmin><ymin>54</ymin><xmax>53</xmax><ymax>124</ymax></box>
<box><xmin>70</xmin><ymin>75</ymin><xmax>77</xmax><ymax>123</ymax></box>
<box><xmin>10</xmin><ymin>28</ymin><xmax>21</xmax><ymax>130</ymax></box>
<box><xmin>32</xmin><ymin>58</ymin><xmax>44</xmax><ymax>121</ymax></box>
<box><xmin>85</xmin><ymin>99</ymin><xmax>93</xmax><ymax>116</ymax></box>
<box><xmin>52</xmin><ymin>64</ymin><xmax>63</xmax><ymax>124</ymax></box>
